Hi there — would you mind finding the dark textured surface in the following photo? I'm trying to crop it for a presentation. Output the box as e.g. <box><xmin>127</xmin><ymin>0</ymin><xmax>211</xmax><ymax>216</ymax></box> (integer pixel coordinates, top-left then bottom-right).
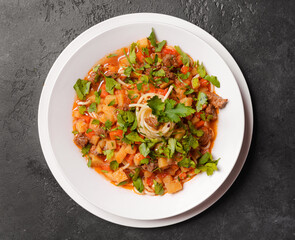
<box><xmin>1</xmin><ymin>0</ymin><xmax>294</xmax><ymax>239</ymax></box>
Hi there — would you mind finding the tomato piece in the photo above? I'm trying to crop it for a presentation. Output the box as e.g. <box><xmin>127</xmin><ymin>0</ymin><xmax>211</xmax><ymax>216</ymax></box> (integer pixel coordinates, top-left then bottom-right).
<box><xmin>81</xmin><ymin>115</ymin><xmax>91</xmax><ymax>124</ymax></box>
<box><xmin>162</xmin><ymin>46</ymin><xmax>177</xmax><ymax>55</ymax></box>
<box><xmin>136</xmin><ymin>51</ymin><xmax>144</xmax><ymax>63</ymax></box>
<box><xmin>85</xmin><ymin>130</ymin><xmax>95</xmax><ymax>138</ymax></box>
<box><xmin>109</xmin><ymin>129</ymin><xmax>124</xmax><ymax>140</ymax></box>
<box><xmin>180</xmin><ymin>65</ymin><xmax>188</xmax><ymax>74</ymax></box>
<box><xmin>146</xmin><ymin>176</ymin><xmax>155</xmax><ymax>187</ymax></box>
<box><xmin>196</xmin><ymin>120</ymin><xmax>205</xmax><ymax>128</ymax></box>
<box><xmin>156</xmin><ymin>88</ymin><xmax>168</xmax><ymax>96</ymax></box>
<box><xmin>179</xmin><ymin>172</ymin><xmax>187</xmax><ymax>179</ymax></box>
<box><xmin>100</xmin><ymin>163</ymin><xmax>111</xmax><ymax>172</ymax></box>
<box><xmin>100</xmin><ymin>83</ymin><xmax>109</xmax><ymax>98</ymax></box>
<box><xmin>200</xmin><ymin>79</ymin><xmax>209</xmax><ymax>88</ymax></box>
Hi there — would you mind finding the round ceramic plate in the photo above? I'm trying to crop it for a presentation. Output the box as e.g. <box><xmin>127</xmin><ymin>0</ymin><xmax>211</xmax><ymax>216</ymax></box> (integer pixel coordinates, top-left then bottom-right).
<box><xmin>38</xmin><ymin>14</ymin><xmax>248</xmax><ymax>223</ymax></box>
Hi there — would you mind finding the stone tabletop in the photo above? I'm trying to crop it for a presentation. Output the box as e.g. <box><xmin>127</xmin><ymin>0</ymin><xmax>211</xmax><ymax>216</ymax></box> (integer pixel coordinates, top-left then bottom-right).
<box><xmin>0</xmin><ymin>0</ymin><xmax>294</xmax><ymax>239</ymax></box>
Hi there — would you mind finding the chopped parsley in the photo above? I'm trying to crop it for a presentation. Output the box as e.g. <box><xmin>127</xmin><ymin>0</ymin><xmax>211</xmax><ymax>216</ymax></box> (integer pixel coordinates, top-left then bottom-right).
<box><xmin>197</xmin><ymin>61</ymin><xmax>206</xmax><ymax>78</ymax></box>
<box><xmin>88</xmin><ymin>102</ymin><xmax>97</xmax><ymax>112</ymax></box>
<box><xmin>78</xmin><ymin>105</ymin><xmax>86</xmax><ymax>115</ymax></box>
<box><xmin>174</xmin><ymin>46</ymin><xmax>190</xmax><ymax>66</ymax></box>
<box><xmin>103</xmin><ymin>149</ymin><xmax>114</xmax><ymax>160</ymax></box>
<box><xmin>108</xmin><ymin>99</ymin><xmax>116</xmax><ymax>106</ymax></box>
<box><xmin>125</xmin><ymin>132</ymin><xmax>145</xmax><ymax>143</ymax></box>
<box><xmin>81</xmin><ymin>144</ymin><xmax>91</xmax><ymax>157</ymax></box>
<box><xmin>196</xmin><ymin>92</ymin><xmax>208</xmax><ymax>112</ymax></box>
<box><xmin>107</xmin><ymin>53</ymin><xmax>117</xmax><ymax>58</ymax></box>
<box><xmin>105</xmin><ymin>77</ymin><xmax>121</xmax><ymax>94</ymax></box>
<box><xmin>153</xmin><ymin>180</ymin><xmax>164</xmax><ymax>195</ymax></box>
<box><xmin>139</xmin><ymin>143</ymin><xmax>150</xmax><ymax>157</ymax></box>
<box><xmin>204</xmin><ymin>75</ymin><xmax>220</xmax><ymax>88</ymax></box>
<box><xmin>86</xmin><ymin>128</ymin><xmax>93</xmax><ymax>133</ymax></box>
<box><xmin>110</xmin><ymin>160</ymin><xmax>119</xmax><ymax>171</ymax></box>
<box><xmin>140</xmin><ymin>158</ymin><xmax>149</xmax><ymax>165</ymax></box>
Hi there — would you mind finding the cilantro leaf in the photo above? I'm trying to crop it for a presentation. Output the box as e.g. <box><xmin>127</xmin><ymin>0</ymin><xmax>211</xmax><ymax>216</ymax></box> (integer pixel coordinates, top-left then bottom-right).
<box><xmin>124</xmin><ymin>66</ymin><xmax>132</xmax><ymax>77</ymax></box>
<box><xmin>92</xmin><ymin>119</ymin><xmax>100</xmax><ymax>125</ymax></box>
<box><xmin>167</xmin><ymin>138</ymin><xmax>176</xmax><ymax>158</ymax></box>
<box><xmin>197</xmin><ymin>61</ymin><xmax>206</xmax><ymax>78</ymax></box>
<box><xmin>78</xmin><ymin>105</ymin><xmax>86</xmax><ymax>115</ymax></box>
<box><xmin>88</xmin><ymin>102</ymin><xmax>96</xmax><ymax>112</ymax></box>
<box><xmin>117</xmin><ymin>180</ymin><xmax>128</xmax><ymax>186</ymax></box>
<box><xmin>86</xmin><ymin>128</ymin><xmax>93</xmax><ymax>133</ymax></box>
<box><xmin>129</xmin><ymin>43</ymin><xmax>137</xmax><ymax>64</ymax></box>
<box><xmin>73</xmin><ymin>79</ymin><xmax>91</xmax><ymax>100</ymax></box>
<box><xmin>136</xmin><ymin>83</ymin><xmax>143</xmax><ymax>91</ymax></box>
<box><xmin>174</xmin><ymin>46</ymin><xmax>190</xmax><ymax>66</ymax></box>
<box><xmin>188</xmin><ymin>121</ymin><xmax>204</xmax><ymax>137</ymax></box>
<box><xmin>142</xmin><ymin>47</ymin><xmax>149</xmax><ymax>55</ymax></box>
<box><xmin>148</xmin><ymin>28</ymin><xmax>157</xmax><ymax>47</ymax></box>
<box><xmin>103</xmin><ymin>149</ymin><xmax>114</xmax><ymax>160</ymax></box>
<box><xmin>133</xmin><ymin>177</ymin><xmax>144</xmax><ymax>193</ymax></box>
<box><xmin>164</xmin><ymin>102</ymin><xmax>195</xmax><ymax>123</ymax></box>
<box><xmin>103</xmin><ymin>120</ymin><xmax>113</xmax><ymax>130</ymax></box>
<box><xmin>179</xmin><ymin>72</ymin><xmax>190</xmax><ymax>80</ymax></box>
<box><xmin>153</xmin><ymin>180</ymin><xmax>164</xmax><ymax>195</ymax></box>
<box><xmin>93</xmin><ymin>64</ymin><xmax>101</xmax><ymax>72</ymax></box>
<box><xmin>81</xmin><ymin>144</ymin><xmax>91</xmax><ymax>157</ymax></box>
<box><xmin>182</xmin><ymin>134</ymin><xmax>199</xmax><ymax>152</ymax></box>
<box><xmin>105</xmin><ymin>77</ymin><xmax>121</xmax><ymax>95</ymax></box>
<box><xmin>147</xmin><ymin>96</ymin><xmax>165</xmax><ymax>117</ymax></box>
<box><xmin>72</xmin><ymin>130</ymin><xmax>78</xmax><ymax>135</ymax></box>
<box><xmin>184</xmin><ymin>88</ymin><xmax>194</xmax><ymax>95</ymax></box>
<box><xmin>140</xmin><ymin>158</ymin><xmax>149</xmax><ymax>165</ymax></box>
<box><xmin>117</xmin><ymin>110</ymin><xmax>136</xmax><ymax>132</ymax></box>
<box><xmin>198</xmin><ymin>152</ymin><xmax>212</xmax><ymax>165</ymax></box>
<box><xmin>108</xmin><ymin>99</ymin><xmax>116</xmax><ymax>106</ymax></box>
<box><xmin>126</xmin><ymin>132</ymin><xmax>145</xmax><ymax>143</ymax></box>
<box><xmin>87</xmin><ymin>157</ymin><xmax>92</xmax><ymax>167</ymax></box>
<box><xmin>175</xmin><ymin>141</ymin><xmax>185</xmax><ymax>154</ymax></box>
<box><xmin>196</xmin><ymin>92</ymin><xmax>208</xmax><ymax>112</ymax></box>
<box><xmin>192</xmin><ymin>77</ymin><xmax>200</xmax><ymax>88</ymax></box>
<box><xmin>145</xmin><ymin>57</ymin><xmax>154</xmax><ymax>65</ymax></box>
<box><xmin>204</xmin><ymin>75</ymin><xmax>220</xmax><ymax>88</ymax></box>
<box><xmin>155</xmin><ymin>40</ymin><xmax>166</xmax><ymax>52</ymax></box>
<box><xmin>139</xmin><ymin>143</ymin><xmax>150</xmax><ymax>157</ymax></box>
<box><xmin>107</xmin><ymin>53</ymin><xmax>117</xmax><ymax>58</ymax></box>
<box><xmin>178</xmin><ymin>157</ymin><xmax>196</xmax><ymax>168</ymax></box>
<box><xmin>123</xmin><ymin>48</ymin><xmax>136</xmax><ymax>71</ymax></box>
<box><xmin>110</xmin><ymin>160</ymin><xmax>119</xmax><ymax>171</ymax></box>
<box><xmin>153</xmin><ymin>69</ymin><xmax>165</xmax><ymax>77</ymax></box>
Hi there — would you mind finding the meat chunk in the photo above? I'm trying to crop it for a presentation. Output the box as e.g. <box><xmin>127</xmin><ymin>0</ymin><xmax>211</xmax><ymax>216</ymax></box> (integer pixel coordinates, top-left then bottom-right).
<box><xmin>162</xmin><ymin>66</ymin><xmax>176</xmax><ymax>80</ymax></box>
<box><xmin>206</xmin><ymin>92</ymin><xmax>228</xmax><ymax>109</ymax></box>
<box><xmin>162</xmin><ymin>54</ymin><xmax>181</xmax><ymax>68</ymax></box>
<box><xmin>145</xmin><ymin>117</ymin><xmax>159</xmax><ymax>130</ymax></box>
<box><xmin>205</xmin><ymin>104</ymin><xmax>218</xmax><ymax>121</ymax></box>
<box><xmin>74</xmin><ymin>133</ymin><xmax>89</xmax><ymax>147</ymax></box>
<box><xmin>199</xmin><ymin>127</ymin><xmax>214</xmax><ymax>146</ymax></box>
<box><xmin>95</xmin><ymin>128</ymin><xmax>107</xmax><ymax>137</ymax></box>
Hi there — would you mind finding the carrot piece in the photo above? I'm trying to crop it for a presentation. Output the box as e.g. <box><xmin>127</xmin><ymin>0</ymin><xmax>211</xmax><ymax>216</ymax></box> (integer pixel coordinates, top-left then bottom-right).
<box><xmin>156</xmin><ymin>88</ymin><xmax>168</xmax><ymax>96</ymax></box>
<box><xmin>81</xmin><ymin>115</ymin><xmax>91</xmax><ymax>124</ymax></box>
<box><xmin>162</xmin><ymin>46</ymin><xmax>177</xmax><ymax>55</ymax></box>
<box><xmin>100</xmin><ymin>83</ymin><xmax>109</xmax><ymax>98</ymax></box>
<box><xmin>180</xmin><ymin>65</ymin><xmax>188</xmax><ymax>74</ymax></box>
<box><xmin>109</xmin><ymin>129</ymin><xmax>124</xmax><ymax>140</ymax></box>
<box><xmin>100</xmin><ymin>163</ymin><xmax>111</xmax><ymax>172</ymax></box>
<box><xmin>179</xmin><ymin>172</ymin><xmax>187</xmax><ymax>179</ymax></box>
<box><xmin>200</xmin><ymin>79</ymin><xmax>209</xmax><ymax>88</ymax></box>
<box><xmin>126</xmin><ymin>154</ymin><xmax>135</xmax><ymax>165</ymax></box>
<box><xmin>85</xmin><ymin>130</ymin><xmax>95</xmax><ymax>138</ymax></box>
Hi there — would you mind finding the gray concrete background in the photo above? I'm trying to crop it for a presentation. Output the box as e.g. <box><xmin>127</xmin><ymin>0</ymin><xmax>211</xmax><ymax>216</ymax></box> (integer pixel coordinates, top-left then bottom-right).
<box><xmin>0</xmin><ymin>0</ymin><xmax>294</xmax><ymax>239</ymax></box>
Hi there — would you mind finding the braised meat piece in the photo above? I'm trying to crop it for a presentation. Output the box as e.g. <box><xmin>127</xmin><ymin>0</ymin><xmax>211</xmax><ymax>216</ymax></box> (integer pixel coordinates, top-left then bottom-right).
<box><xmin>162</xmin><ymin>54</ymin><xmax>181</xmax><ymax>68</ymax></box>
<box><xmin>205</xmin><ymin>104</ymin><xmax>218</xmax><ymax>121</ymax></box>
<box><xmin>145</xmin><ymin>117</ymin><xmax>159</xmax><ymax>130</ymax></box>
<box><xmin>199</xmin><ymin>127</ymin><xmax>214</xmax><ymax>146</ymax></box>
<box><xmin>74</xmin><ymin>133</ymin><xmax>89</xmax><ymax>147</ymax></box>
<box><xmin>206</xmin><ymin>92</ymin><xmax>228</xmax><ymax>109</ymax></box>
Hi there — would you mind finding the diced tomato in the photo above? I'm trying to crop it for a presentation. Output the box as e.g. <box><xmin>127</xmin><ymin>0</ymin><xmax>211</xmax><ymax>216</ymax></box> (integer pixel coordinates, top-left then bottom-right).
<box><xmin>100</xmin><ymin>83</ymin><xmax>109</xmax><ymax>98</ymax></box>
<box><xmin>85</xmin><ymin>130</ymin><xmax>95</xmax><ymax>138</ymax></box>
<box><xmin>81</xmin><ymin>115</ymin><xmax>91</xmax><ymax>124</ymax></box>
<box><xmin>146</xmin><ymin>176</ymin><xmax>155</xmax><ymax>187</ymax></box>
<box><xmin>162</xmin><ymin>46</ymin><xmax>177</xmax><ymax>55</ymax></box>
<box><xmin>200</xmin><ymin>79</ymin><xmax>209</xmax><ymax>88</ymax></box>
<box><xmin>126</xmin><ymin>154</ymin><xmax>135</xmax><ymax>165</ymax></box>
<box><xmin>176</xmin><ymin>55</ymin><xmax>183</xmax><ymax>66</ymax></box>
<box><xmin>109</xmin><ymin>129</ymin><xmax>124</xmax><ymax>140</ymax></box>
<box><xmin>179</xmin><ymin>172</ymin><xmax>187</xmax><ymax>179</ymax></box>
<box><xmin>156</xmin><ymin>88</ymin><xmax>168</xmax><ymax>96</ymax></box>
<box><xmin>180</xmin><ymin>65</ymin><xmax>191</xmax><ymax>74</ymax></box>
<box><xmin>100</xmin><ymin>163</ymin><xmax>111</xmax><ymax>172</ymax></box>
<box><xmin>136</xmin><ymin>51</ymin><xmax>144</xmax><ymax>63</ymax></box>
<box><xmin>196</xmin><ymin>120</ymin><xmax>205</xmax><ymax>128</ymax></box>
<box><xmin>146</xmin><ymin>84</ymin><xmax>156</xmax><ymax>93</ymax></box>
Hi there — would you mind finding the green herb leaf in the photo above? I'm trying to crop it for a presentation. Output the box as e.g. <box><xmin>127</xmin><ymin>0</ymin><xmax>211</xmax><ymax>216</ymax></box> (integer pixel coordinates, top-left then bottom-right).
<box><xmin>86</xmin><ymin>128</ymin><xmax>93</xmax><ymax>133</ymax></box>
<box><xmin>164</xmin><ymin>101</ymin><xmax>195</xmax><ymax>123</ymax></box>
<box><xmin>108</xmin><ymin>99</ymin><xmax>116</xmax><ymax>106</ymax></box>
<box><xmin>140</xmin><ymin>158</ymin><xmax>149</xmax><ymax>165</ymax></box>
<box><xmin>174</xmin><ymin>46</ymin><xmax>190</xmax><ymax>66</ymax></box>
<box><xmin>81</xmin><ymin>144</ymin><xmax>91</xmax><ymax>157</ymax></box>
<box><xmin>153</xmin><ymin>180</ymin><xmax>164</xmax><ymax>195</ymax></box>
<box><xmin>179</xmin><ymin>72</ymin><xmax>190</xmax><ymax>80</ymax></box>
<box><xmin>133</xmin><ymin>177</ymin><xmax>144</xmax><ymax>193</ymax></box>
<box><xmin>78</xmin><ymin>105</ymin><xmax>87</xmax><ymax>115</ymax></box>
<box><xmin>103</xmin><ymin>149</ymin><xmax>114</xmax><ymax>160</ymax></box>
<box><xmin>196</xmin><ymin>92</ymin><xmax>208</xmax><ymax>112</ymax></box>
<box><xmin>117</xmin><ymin>180</ymin><xmax>128</xmax><ymax>186</ymax></box>
<box><xmin>197</xmin><ymin>61</ymin><xmax>206</xmax><ymax>78</ymax></box>
<box><xmin>117</xmin><ymin>110</ymin><xmax>136</xmax><ymax>132</ymax></box>
<box><xmin>73</xmin><ymin>79</ymin><xmax>91</xmax><ymax>100</ymax></box>
<box><xmin>153</xmin><ymin>69</ymin><xmax>165</xmax><ymax>77</ymax></box>
<box><xmin>110</xmin><ymin>160</ymin><xmax>119</xmax><ymax>171</ymax></box>
<box><xmin>148</xmin><ymin>28</ymin><xmax>157</xmax><ymax>47</ymax></box>
<box><xmin>184</xmin><ymin>88</ymin><xmax>194</xmax><ymax>95</ymax></box>
<box><xmin>167</xmin><ymin>138</ymin><xmax>177</xmax><ymax>158</ymax></box>
<box><xmin>188</xmin><ymin>121</ymin><xmax>204</xmax><ymax>137</ymax></box>
<box><xmin>72</xmin><ymin>130</ymin><xmax>78</xmax><ymax>135</ymax></box>
<box><xmin>105</xmin><ymin>77</ymin><xmax>121</xmax><ymax>95</ymax></box>
<box><xmin>136</xmin><ymin>83</ymin><xmax>143</xmax><ymax>91</ymax></box>
<box><xmin>93</xmin><ymin>64</ymin><xmax>101</xmax><ymax>72</ymax></box>
<box><xmin>94</xmin><ymin>90</ymin><xmax>101</xmax><ymax>105</ymax></box>
<box><xmin>107</xmin><ymin>53</ymin><xmax>117</xmax><ymax>58</ymax></box>
<box><xmin>155</xmin><ymin>40</ymin><xmax>166</xmax><ymax>52</ymax></box>
<box><xmin>142</xmin><ymin>47</ymin><xmax>149</xmax><ymax>55</ymax></box>
<box><xmin>198</xmin><ymin>152</ymin><xmax>211</xmax><ymax>165</ymax></box>
<box><xmin>145</xmin><ymin>57</ymin><xmax>154</xmax><ymax>65</ymax></box>
<box><xmin>178</xmin><ymin>157</ymin><xmax>195</xmax><ymax>168</ymax></box>
<box><xmin>103</xmin><ymin>120</ymin><xmax>113</xmax><ymax>130</ymax></box>
<box><xmin>139</xmin><ymin>143</ymin><xmax>150</xmax><ymax>157</ymax></box>
<box><xmin>126</xmin><ymin>132</ymin><xmax>145</xmax><ymax>143</ymax></box>
<box><xmin>204</xmin><ymin>75</ymin><xmax>220</xmax><ymax>88</ymax></box>
<box><xmin>123</xmin><ymin>48</ymin><xmax>136</xmax><ymax>71</ymax></box>
<box><xmin>101</xmin><ymin>170</ymin><xmax>108</xmax><ymax>173</ymax></box>
<box><xmin>147</xmin><ymin>95</ymin><xmax>165</xmax><ymax>117</ymax></box>
<box><xmin>192</xmin><ymin>77</ymin><xmax>200</xmax><ymax>88</ymax></box>
<box><xmin>88</xmin><ymin>102</ymin><xmax>97</xmax><ymax>113</ymax></box>
<box><xmin>87</xmin><ymin>157</ymin><xmax>92</xmax><ymax>167</ymax></box>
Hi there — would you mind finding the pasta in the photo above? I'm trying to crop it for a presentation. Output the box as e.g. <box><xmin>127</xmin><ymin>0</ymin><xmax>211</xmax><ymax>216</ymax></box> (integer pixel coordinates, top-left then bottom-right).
<box><xmin>72</xmin><ymin>29</ymin><xmax>228</xmax><ymax>195</ymax></box>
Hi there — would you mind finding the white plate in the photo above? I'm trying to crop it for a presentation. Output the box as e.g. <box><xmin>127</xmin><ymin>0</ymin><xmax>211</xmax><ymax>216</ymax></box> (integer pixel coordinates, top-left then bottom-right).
<box><xmin>38</xmin><ymin>14</ymin><xmax>248</xmax><ymax>223</ymax></box>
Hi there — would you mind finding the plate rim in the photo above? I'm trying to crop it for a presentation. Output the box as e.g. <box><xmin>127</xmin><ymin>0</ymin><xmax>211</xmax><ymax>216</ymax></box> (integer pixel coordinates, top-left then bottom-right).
<box><xmin>38</xmin><ymin>13</ymin><xmax>253</xmax><ymax>227</ymax></box>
